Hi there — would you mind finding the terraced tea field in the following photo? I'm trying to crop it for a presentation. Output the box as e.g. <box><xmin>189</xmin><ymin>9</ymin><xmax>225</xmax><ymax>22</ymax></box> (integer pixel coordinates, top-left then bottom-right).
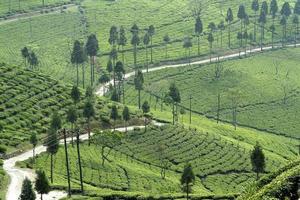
<box><xmin>0</xmin><ymin>0</ymin><xmax>298</xmax><ymax>87</ymax></box>
<box><xmin>123</xmin><ymin>48</ymin><xmax>300</xmax><ymax>139</ymax></box>
<box><xmin>0</xmin><ymin>63</ymin><xmax>141</xmax><ymax>153</ymax></box>
<box><xmin>24</xmin><ymin>125</ymin><xmax>290</xmax><ymax>199</ymax></box>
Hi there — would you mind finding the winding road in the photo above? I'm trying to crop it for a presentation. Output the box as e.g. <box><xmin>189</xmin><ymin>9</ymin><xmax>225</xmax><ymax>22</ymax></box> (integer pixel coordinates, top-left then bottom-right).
<box><xmin>3</xmin><ymin>43</ymin><xmax>300</xmax><ymax>200</ymax></box>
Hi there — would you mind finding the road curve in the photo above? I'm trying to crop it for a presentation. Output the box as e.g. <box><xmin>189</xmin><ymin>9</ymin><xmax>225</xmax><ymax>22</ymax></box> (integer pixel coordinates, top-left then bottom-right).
<box><xmin>3</xmin><ymin>125</ymin><xmax>154</xmax><ymax>200</ymax></box>
<box><xmin>96</xmin><ymin>43</ymin><xmax>300</xmax><ymax>96</ymax></box>
<box><xmin>3</xmin><ymin>42</ymin><xmax>299</xmax><ymax>200</ymax></box>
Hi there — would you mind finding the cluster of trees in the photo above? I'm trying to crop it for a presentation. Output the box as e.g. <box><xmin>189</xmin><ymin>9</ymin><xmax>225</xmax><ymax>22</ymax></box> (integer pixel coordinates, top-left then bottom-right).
<box><xmin>21</xmin><ymin>47</ymin><xmax>38</xmax><ymax>69</ymax></box>
<box><xmin>71</xmin><ymin>34</ymin><xmax>99</xmax><ymax>88</ymax></box>
<box><xmin>19</xmin><ymin>170</ymin><xmax>50</xmax><ymax>200</ymax></box>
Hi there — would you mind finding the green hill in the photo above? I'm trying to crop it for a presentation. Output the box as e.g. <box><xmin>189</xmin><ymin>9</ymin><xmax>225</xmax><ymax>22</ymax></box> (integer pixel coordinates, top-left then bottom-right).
<box><xmin>0</xmin><ymin>0</ymin><xmax>296</xmax><ymax>86</ymax></box>
<box><xmin>123</xmin><ymin>48</ymin><xmax>300</xmax><ymax>139</ymax></box>
<box><xmin>0</xmin><ymin>63</ymin><xmax>140</xmax><ymax>154</ymax></box>
<box><xmin>23</xmin><ymin>124</ymin><xmax>290</xmax><ymax>199</ymax></box>
<box><xmin>237</xmin><ymin>159</ymin><xmax>300</xmax><ymax>200</ymax></box>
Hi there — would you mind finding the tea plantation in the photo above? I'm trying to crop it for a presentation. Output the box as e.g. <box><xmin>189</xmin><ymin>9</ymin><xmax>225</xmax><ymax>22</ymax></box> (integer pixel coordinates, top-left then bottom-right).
<box><xmin>24</xmin><ymin>124</ymin><xmax>291</xmax><ymax>199</ymax></box>
<box><xmin>0</xmin><ymin>0</ymin><xmax>297</xmax><ymax>86</ymax></box>
<box><xmin>0</xmin><ymin>63</ymin><xmax>141</xmax><ymax>154</ymax></box>
<box><xmin>123</xmin><ymin>48</ymin><xmax>300</xmax><ymax>139</ymax></box>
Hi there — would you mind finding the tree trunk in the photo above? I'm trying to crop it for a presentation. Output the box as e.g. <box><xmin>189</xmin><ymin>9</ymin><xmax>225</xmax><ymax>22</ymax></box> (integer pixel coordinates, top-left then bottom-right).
<box><xmin>41</xmin><ymin>194</ymin><xmax>43</xmax><ymax>200</ymax></box>
<box><xmin>138</xmin><ymin>89</ymin><xmax>141</xmax><ymax>109</ymax></box>
<box><xmin>82</xmin><ymin>64</ymin><xmax>85</xmax><ymax>88</ymax></box>
<box><xmin>76</xmin><ymin>64</ymin><xmax>79</xmax><ymax>87</ymax></box>
<box><xmin>122</xmin><ymin>46</ymin><xmax>125</xmax><ymax>64</ymax></box>
<box><xmin>90</xmin><ymin>57</ymin><xmax>93</xmax><ymax>86</ymax></box>
<box><xmin>254</xmin><ymin>12</ymin><xmax>257</xmax><ymax>41</ymax></box>
<box><xmin>256</xmin><ymin>172</ymin><xmax>259</xmax><ymax>181</ymax></box>
<box><xmin>228</xmin><ymin>23</ymin><xmax>231</xmax><ymax>48</ymax></box>
<box><xmin>146</xmin><ymin>45</ymin><xmax>149</xmax><ymax>72</ymax></box>
<box><xmin>88</xmin><ymin>119</ymin><xmax>91</xmax><ymax>146</ymax></box>
<box><xmin>150</xmin><ymin>37</ymin><xmax>153</xmax><ymax>63</ymax></box>
<box><xmin>134</xmin><ymin>45</ymin><xmax>137</xmax><ymax>72</ymax></box>
<box><xmin>50</xmin><ymin>153</ymin><xmax>53</xmax><ymax>183</ymax></box>
<box><xmin>76</xmin><ymin>131</ymin><xmax>84</xmax><ymax>193</ymax></box>
<box><xmin>197</xmin><ymin>36</ymin><xmax>200</xmax><ymax>56</ymax></box>
<box><xmin>172</xmin><ymin>103</ymin><xmax>175</xmax><ymax>125</ymax></box>
<box><xmin>186</xmin><ymin>183</ymin><xmax>189</xmax><ymax>200</ymax></box>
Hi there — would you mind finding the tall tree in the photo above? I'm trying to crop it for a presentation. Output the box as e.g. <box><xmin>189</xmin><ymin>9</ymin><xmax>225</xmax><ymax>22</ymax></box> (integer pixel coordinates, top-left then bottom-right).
<box><xmin>83</xmin><ymin>100</ymin><xmax>95</xmax><ymax>145</ymax></box>
<box><xmin>134</xmin><ymin>70</ymin><xmax>144</xmax><ymax>109</ymax></box>
<box><xmin>142</xmin><ymin>101</ymin><xmax>150</xmax><ymax>130</ymax></box>
<box><xmin>163</xmin><ymin>34</ymin><xmax>170</xmax><ymax>59</ymax></box>
<box><xmin>270</xmin><ymin>0</ymin><xmax>278</xmax><ymax>24</ymax></box>
<box><xmin>293</xmin><ymin>15</ymin><xmax>299</xmax><ymax>46</ymax></box>
<box><xmin>168</xmin><ymin>83</ymin><xmax>181</xmax><ymax>125</ymax></box>
<box><xmin>30</xmin><ymin>132</ymin><xmax>37</xmax><ymax>160</ymax></box>
<box><xmin>183</xmin><ymin>37</ymin><xmax>192</xmax><ymax>65</ymax></box>
<box><xmin>28</xmin><ymin>52</ymin><xmax>38</xmax><ymax>69</ymax></box>
<box><xmin>261</xmin><ymin>1</ymin><xmax>268</xmax><ymax>15</ymax></box>
<box><xmin>207</xmin><ymin>33</ymin><xmax>214</xmax><ymax>62</ymax></box>
<box><xmin>35</xmin><ymin>170</ymin><xmax>50</xmax><ymax>200</ymax></box>
<box><xmin>71</xmin><ymin>40</ymin><xmax>85</xmax><ymax>87</ymax></box>
<box><xmin>280</xmin><ymin>16</ymin><xmax>287</xmax><ymax>47</ymax></box>
<box><xmin>67</xmin><ymin>106</ymin><xmax>77</xmax><ymax>147</ymax></box>
<box><xmin>218</xmin><ymin>21</ymin><xmax>225</xmax><ymax>48</ymax></box>
<box><xmin>19</xmin><ymin>178</ymin><xmax>36</xmax><ymax>200</ymax></box>
<box><xmin>251</xmin><ymin>142</ymin><xmax>266</xmax><ymax>180</ymax></box>
<box><xmin>194</xmin><ymin>16</ymin><xmax>203</xmax><ymax>56</ymax></box>
<box><xmin>148</xmin><ymin>25</ymin><xmax>155</xmax><ymax>63</ymax></box>
<box><xmin>237</xmin><ymin>5</ymin><xmax>246</xmax><ymax>51</ymax></box>
<box><xmin>46</xmin><ymin>128</ymin><xmax>59</xmax><ymax>184</ymax></box>
<box><xmin>131</xmin><ymin>24</ymin><xmax>140</xmax><ymax>72</ymax></box>
<box><xmin>180</xmin><ymin>163</ymin><xmax>195</xmax><ymax>200</ymax></box>
<box><xmin>110</xmin><ymin>47</ymin><xmax>118</xmax><ymax>87</ymax></box>
<box><xmin>21</xmin><ymin>47</ymin><xmax>29</xmax><ymax>67</ymax></box>
<box><xmin>111</xmin><ymin>105</ymin><xmax>118</xmax><ymax>131</ymax></box>
<box><xmin>143</xmin><ymin>32</ymin><xmax>150</xmax><ymax>72</ymax></box>
<box><xmin>118</xmin><ymin>26</ymin><xmax>127</xmax><ymax>63</ymax></box>
<box><xmin>108</xmin><ymin>26</ymin><xmax>118</xmax><ymax>47</ymax></box>
<box><xmin>281</xmin><ymin>2</ymin><xmax>291</xmax><ymax>18</ymax></box>
<box><xmin>226</xmin><ymin>8</ymin><xmax>234</xmax><ymax>47</ymax></box>
<box><xmin>122</xmin><ymin>106</ymin><xmax>130</xmax><ymax>132</ymax></box>
<box><xmin>252</xmin><ymin>0</ymin><xmax>259</xmax><ymax>41</ymax></box>
<box><xmin>86</xmin><ymin>34</ymin><xmax>99</xmax><ymax>85</ymax></box>
<box><xmin>270</xmin><ymin>24</ymin><xmax>276</xmax><ymax>49</ymax></box>
<box><xmin>295</xmin><ymin>0</ymin><xmax>300</xmax><ymax>15</ymax></box>
<box><xmin>71</xmin><ymin>85</ymin><xmax>80</xmax><ymax>107</ymax></box>
<box><xmin>258</xmin><ymin>11</ymin><xmax>267</xmax><ymax>50</ymax></box>
<box><xmin>115</xmin><ymin>61</ymin><xmax>125</xmax><ymax>100</ymax></box>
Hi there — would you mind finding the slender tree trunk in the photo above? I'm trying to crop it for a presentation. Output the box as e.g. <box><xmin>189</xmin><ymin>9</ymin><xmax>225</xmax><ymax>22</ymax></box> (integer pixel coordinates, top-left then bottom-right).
<box><xmin>150</xmin><ymin>37</ymin><xmax>153</xmax><ymax>63</ymax></box>
<box><xmin>134</xmin><ymin>45</ymin><xmax>137</xmax><ymax>72</ymax></box>
<box><xmin>122</xmin><ymin>46</ymin><xmax>125</xmax><ymax>64</ymax></box>
<box><xmin>256</xmin><ymin>172</ymin><xmax>259</xmax><ymax>181</ymax></box>
<box><xmin>76</xmin><ymin>131</ymin><xmax>84</xmax><ymax>194</ymax></box>
<box><xmin>63</xmin><ymin>129</ymin><xmax>71</xmax><ymax>197</ymax></box>
<box><xmin>124</xmin><ymin>120</ymin><xmax>127</xmax><ymax>132</ymax></box>
<box><xmin>146</xmin><ymin>45</ymin><xmax>149</xmax><ymax>72</ymax></box>
<box><xmin>41</xmin><ymin>194</ymin><xmax>43</xmax><ymax>200</ymax></box>
<box><xmin>197</xmin><ymin>36</ymin><xmax>200</xmax><ymax>56</ymax></box>
<box><xmin>254</xmin><ymin>12</ymin><xmax>257</xmax><ymax>41</ymax></box>
<box><xmin>217</xmin><ymin>93</ymin><xmax>220</xmax><ymax>123</ymax></box>
<box><xmin>32</xmin><ymin>147</ymin><xmax>35</xmax><ymax>160</ymax></box>
<box><xmin>88</xmin><ymin>119</ymin><xmax>91</xmax><ymax>146</ymax></box>
<box><xmin>76</xmin><ymin>64</ymin><xmax>79</xmax><ymax>87</ymax></box>
<box><xmin>82</xmin><ymin>64</ymin><xmax>85</xmax><ymax>88</ymax></box>
<box><xmin>50</xmin><ymin>153</ymin><xmax>53</xmax><ymax>183</ymax></box>
<box><xmin>260</xmin><ymin>25</ymin><xmax>263</xmax><ymax>51</ymax></box>
<box><xmin>228</xmin><ymin>23</ymin><xmax>231</xmax><ymax>48</ymax></box>
<box><xmin>138</xmin><ymin>89</ymin><xmax>141</xmax><ymax>109</ymax></box>
<box><xmin>172</xmin><ymin>103</ymin><xmax>175</xmax><ymax>125</ymax></box>
<box><xmin>71</xmin><ymin>123</ymin><xmax>74</xmax><ymax>147</ymax></box>
<box><xmin>186</xmin><ymin>183</ymin><xmax>189</xmax><ymax>200</ymax></box>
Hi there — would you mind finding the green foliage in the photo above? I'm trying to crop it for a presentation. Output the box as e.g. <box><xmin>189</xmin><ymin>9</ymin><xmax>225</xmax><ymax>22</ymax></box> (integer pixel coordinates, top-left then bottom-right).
<box><xmin>250</xmin><ymin>143</ymin><xmax>266</xmax><ymax>179</ymax></box>
<box><xmin>35</xmin><ymin>170</ymin><xmax>50</xmax><ymax>197</ymax></box>
<box><xmin>30</xmin><ymin>132</ymin><xmax>37</xmax><ymax>147</ymax></box>
<box><xmin>19</xmin><ymin>178</ymin><xmax>36</xmax><ymax>200</ymax></box>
